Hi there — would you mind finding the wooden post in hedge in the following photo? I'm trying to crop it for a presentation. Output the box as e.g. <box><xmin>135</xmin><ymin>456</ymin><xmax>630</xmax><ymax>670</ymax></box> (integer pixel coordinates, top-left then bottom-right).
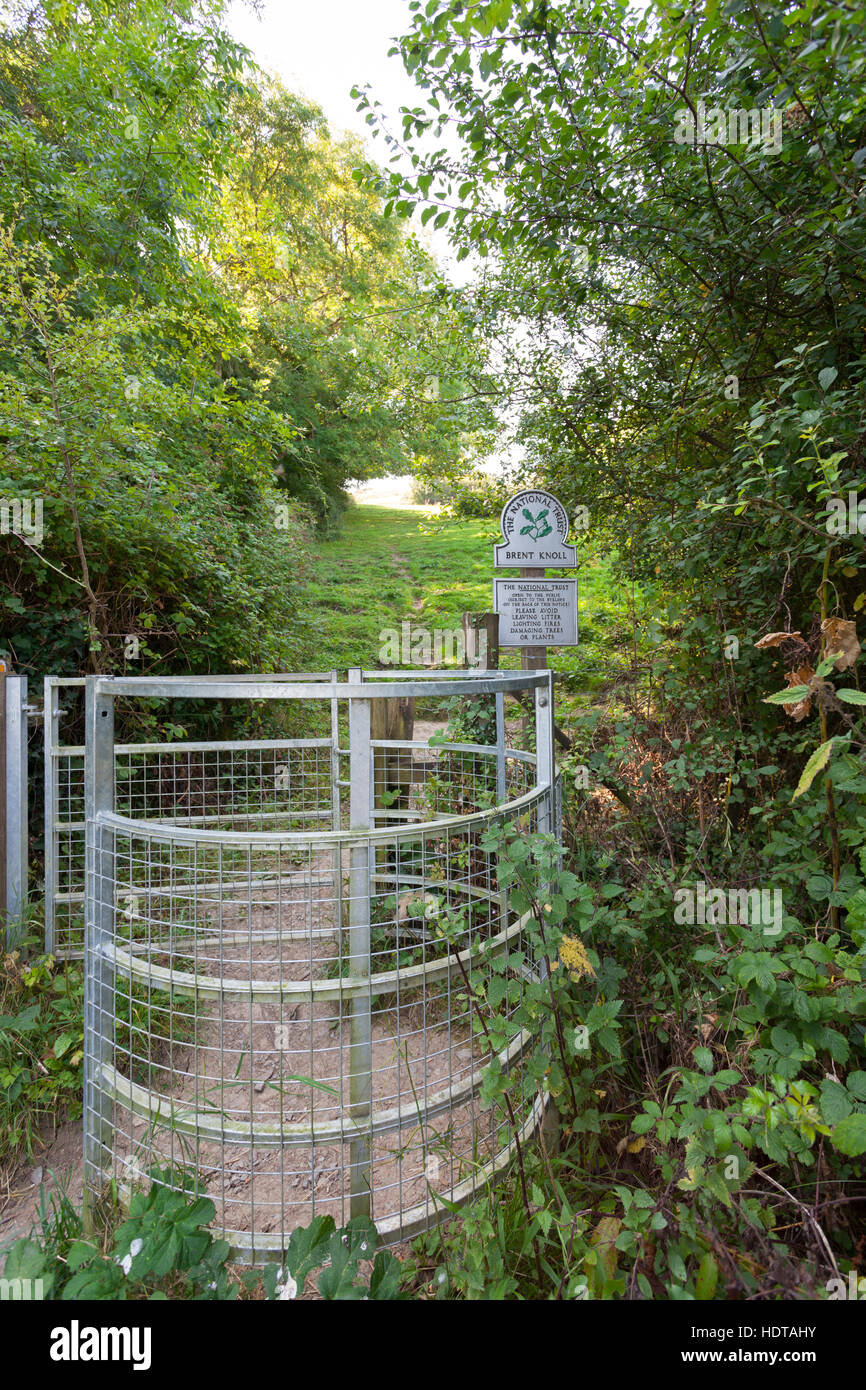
<box><xmin>371</xmin><ymin>693</ymin><xmax>415</xmax><ymax>824</ymax></box>
<box><xmin>461</xmin><ymin>611</ymin><xmax>499</xmax><ymax>671</ymax></box>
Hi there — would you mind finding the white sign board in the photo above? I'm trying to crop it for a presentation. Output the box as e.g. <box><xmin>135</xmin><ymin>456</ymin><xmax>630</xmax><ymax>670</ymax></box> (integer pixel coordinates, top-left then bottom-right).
<box><xmin>494</xmin><ymin>578</ymin><xmax>579</xmax><ymax>647</ymax></box>
<box><xmin>494</xmin><ymin>489</ymin><xmax>576</xmax><ymax>569</ymax></box>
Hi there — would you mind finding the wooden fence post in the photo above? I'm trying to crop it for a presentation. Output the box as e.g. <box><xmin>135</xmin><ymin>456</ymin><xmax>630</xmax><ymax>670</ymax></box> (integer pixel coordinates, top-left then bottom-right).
<box><xmin>461</xmin><ymin>612</ymin><xmax>499</xmax><ymax>671</ymax></box>
<box><xmin>371</xmin><ymin>695</ymin><xmax>415</xmax><ymax>824</ymax></box>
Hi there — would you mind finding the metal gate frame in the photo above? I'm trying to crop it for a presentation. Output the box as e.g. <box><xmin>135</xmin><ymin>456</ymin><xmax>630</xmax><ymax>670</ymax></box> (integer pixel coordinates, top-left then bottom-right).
<box><xmin>82</xmin><ymin>668</ymin><xmax>558</xmax><ymax>1256</ymax></box>
<box><xmin>2</xmin><ymin>674</ymin><xmax>29</xmax><ymax>946</ymax></box>
<box><xmin>44</xmin><ymin>673</ymin><xmax>341</xmax><ymax>958</ymax></box>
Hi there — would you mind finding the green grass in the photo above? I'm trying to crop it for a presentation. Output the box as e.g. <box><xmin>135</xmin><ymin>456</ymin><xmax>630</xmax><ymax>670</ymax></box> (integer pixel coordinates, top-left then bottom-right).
<box><xmin>300</xmin><ymin>503</ymin><xmax>494</xmax><ymax>671</ymax></box>
<box><xmin>299</xmin><ymin>501</ymin><xmax>647</xmax><ymax>704</ymax></box>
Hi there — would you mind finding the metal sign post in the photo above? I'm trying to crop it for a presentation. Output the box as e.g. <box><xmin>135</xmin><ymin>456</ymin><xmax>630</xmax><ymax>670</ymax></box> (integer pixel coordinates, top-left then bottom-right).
<box><xmin>2</xmin><ymin>668</ymin><xmax>29</xmax><ymax>945</ymax></box>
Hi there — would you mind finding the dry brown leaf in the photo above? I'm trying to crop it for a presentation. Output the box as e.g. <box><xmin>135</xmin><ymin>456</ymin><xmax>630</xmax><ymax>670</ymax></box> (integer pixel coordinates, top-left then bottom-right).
<box><xmin>616</xmin><ymin>1131</ymin><xmax>648</xmax><ymax>1157</ymax></box>
<box><xmin>783</xmin><ymin>665</ymin><xmax>814</xmax><ymax>722</ymax></box>
<box><xmin>755</xmin><ymin>630</ymin><xmax>802</xmax><ymax>649</ymax></box>
<box><xmin>587</xmin><ymin>1216</ymin><xmax>622</xmax><ymax>1284</ymax></box>
<box><xmin>821</xmin><ymin>617</ymin><xmax>861</xmax><ymax>671</ymax></box>
<box><xmin>790</xmin><ymin>664</ymin><xmax>814</xmax><ymax>683</ymax></box>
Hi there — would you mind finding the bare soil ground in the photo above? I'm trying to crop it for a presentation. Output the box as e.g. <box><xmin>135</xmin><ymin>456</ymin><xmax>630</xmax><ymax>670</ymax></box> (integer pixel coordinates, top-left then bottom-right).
<box><xmin>0</xmin><ymin>1118</ymin><xmax>84</xmax><ymax>1259</ymax></box>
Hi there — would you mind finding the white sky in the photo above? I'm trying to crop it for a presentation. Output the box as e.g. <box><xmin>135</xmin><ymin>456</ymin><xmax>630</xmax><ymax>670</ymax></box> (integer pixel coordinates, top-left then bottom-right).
<box><xmin>225</xmin><ymin>0</ymin><xmax>509</xmax><ymax>473</ymax></box>
<box><xmin>224</xmin><ymin>0</ymin><xmax>468</xmax><ymax>276</ymax></box>
<box><xmin>226</xmin><ymin>0</ymin><xmax>424</xmax><ymax>148</ymax></box>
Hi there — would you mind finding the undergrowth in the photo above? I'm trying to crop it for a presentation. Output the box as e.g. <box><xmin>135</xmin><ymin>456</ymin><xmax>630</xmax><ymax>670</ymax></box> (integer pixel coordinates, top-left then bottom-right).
<box><xmin>3</xmin><ymin>1167</ymin><xmax>405</xmax><ymax>1300</ymax></box>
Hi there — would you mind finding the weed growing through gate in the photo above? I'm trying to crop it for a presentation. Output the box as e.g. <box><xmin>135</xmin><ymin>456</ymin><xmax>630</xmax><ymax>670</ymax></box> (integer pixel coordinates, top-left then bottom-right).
<box><xmin>3</xmin><ymin>1165</ymin><xmax>407</xmax><ymax>1300</ymax></box>
<box><xmin>419</xmin><ymin>822</ymin><xmax>617</xmax><ymax>1291</ymax></box>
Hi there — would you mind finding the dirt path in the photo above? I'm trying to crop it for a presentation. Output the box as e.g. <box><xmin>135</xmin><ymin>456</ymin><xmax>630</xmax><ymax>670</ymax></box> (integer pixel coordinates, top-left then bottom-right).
<box><xmin>0</xmin><ymin>1119</ymin><xmax>84</xmax><ymax>1262</ymax></box>
<box><xmin>391</xmin><ymin>550</ymin><xmax>425</xmax><ymax>617</ymax></box>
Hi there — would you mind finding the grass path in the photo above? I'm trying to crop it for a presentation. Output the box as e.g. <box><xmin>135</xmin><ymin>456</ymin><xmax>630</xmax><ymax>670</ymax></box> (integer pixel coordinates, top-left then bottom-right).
<box><xmin>300</xmin><ymin>502</ymin><xmax>645</xmax><ymax>702</ymax></box>
<box><xmin>299</xmin><ymin>504</ymin><xmax>492</xmax><ymax>671</ymax></box>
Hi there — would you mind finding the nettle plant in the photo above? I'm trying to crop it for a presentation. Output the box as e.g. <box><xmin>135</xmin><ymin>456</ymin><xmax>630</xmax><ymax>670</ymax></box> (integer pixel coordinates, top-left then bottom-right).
<box><xmin>426</xmin><ymin>810</ymin><xmax>865</xmax><ymax>1298</ymax></box>
<box><xmin>0</xmin><ymin>933</ymin><xmax>84</xmax><ymax>1170</ymax></box>
<box><xmin>760</xmin><ymin>621</ymin><xmax>866</xmax><ymax>800</ymax></box>
<box><xmin>460</xmin><ymin>822</ymin><xmax>623</xmax><ymax>1123</ymax></box>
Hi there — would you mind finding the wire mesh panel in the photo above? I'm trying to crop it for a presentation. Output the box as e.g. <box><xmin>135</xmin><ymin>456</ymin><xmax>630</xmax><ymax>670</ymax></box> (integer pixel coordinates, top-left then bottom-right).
<box><xmin>45</xmin><ymin>675</ymin><xmax>340</xmax><ymax>959</ymax></box>
<box><xmin>83</xmin><ymin>672</ymin><xmax>556</xmax><ymax>1260</ymax></box>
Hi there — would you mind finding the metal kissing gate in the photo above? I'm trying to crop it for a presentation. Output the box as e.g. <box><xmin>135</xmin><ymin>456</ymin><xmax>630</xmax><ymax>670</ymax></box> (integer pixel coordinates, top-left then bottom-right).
<box><xmin>82</xmin><ymin>670</ymin><xmax>559</xmax><ymax>1260</ymax></box>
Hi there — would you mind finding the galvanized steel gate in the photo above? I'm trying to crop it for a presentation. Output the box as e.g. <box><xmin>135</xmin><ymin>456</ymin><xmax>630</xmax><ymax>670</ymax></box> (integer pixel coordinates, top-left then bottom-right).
<box><xmin>74</xmin><ymin>669</ymin><xmax>559</xmax><ymax>1258</ymax></box>
<box><xmin>44</xmin><ymin>674</ymin><xmax>341</xmax><ymax>959</ymax></box>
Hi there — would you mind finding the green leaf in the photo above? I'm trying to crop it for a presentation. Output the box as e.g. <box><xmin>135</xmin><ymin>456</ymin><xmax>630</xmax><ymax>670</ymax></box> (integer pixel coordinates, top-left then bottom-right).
<box><xmin>792</xmin><ymin>738</ymin><xmax>835</xmax><ymax>800</ymax></box>
<box><xmin>695</xmin><ymin>1252</ymin><xmax>719</xmax><ymax>1301</ymax></box>
<box><xmin>285</xmin><ymin>1214</ymin><xmax>336</xmax><ymax>1284</ymax></box>
<box><xmin>5</xmin><ymin>1004</ymin><xmax>40</xmax><ymax>1032</ymax></box>
<box><xmin>764</xmin><ymin>686</ymin><xmax>810</xmax><ymax>704</ymax></box>
<box><xmin>369</xmin><ymin>1250</ymin><xmax>404</xmax><ymax>1300</ymax></box>
<box><xmin>3</xmin><ymin>1239</ymin><xmax>49</xmax><ymax>1284</ymax></box>
<box><xmin>830</xmin><ymin>1113</ymin><xmax>866</xmax><ymax>1157</ymax></box>
<box><xmin>770</xmin><ymin>1026</ymin><xmax>798</xmax><ymax>1056</ymax></box>
<box><xmin>846</xmin><ymin>1071</ymin><xmax>866</xmax><ymax>1102</ymax></box>
<box><xmin>836</xmin><ymin>689</ymin><xmax>866</xmax><ymax>705</ymax></box>
<box><xmin>62</xmin><ymin>1241</ymin><xmax>94</xmax><ymax>1273</ymax></box>
<box><xmin>819</xmin><ymin>1079</ymin><xmax>852</xmax><ymax>1125</ymax></box>
<box><xmin>53</xmin><ymin>1032</ymin><xmax>75</xmax><ymax>1059</ymax></box>
<box><xmin>704</xmin><ymin>1167</ymin><xmax>733</xmax><ymax>1208</ymax></box>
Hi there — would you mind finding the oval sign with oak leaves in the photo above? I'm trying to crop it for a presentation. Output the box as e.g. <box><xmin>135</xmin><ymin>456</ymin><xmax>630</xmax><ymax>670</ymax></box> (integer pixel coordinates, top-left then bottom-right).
<box><xmin>494</xmin><ymin>489</ymin><xmax>577</xmax><ymax>568</ymax></box>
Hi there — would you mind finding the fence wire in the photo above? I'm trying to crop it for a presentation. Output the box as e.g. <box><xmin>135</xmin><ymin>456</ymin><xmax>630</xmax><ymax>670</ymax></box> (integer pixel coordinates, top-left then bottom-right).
<box><xmin>82</xmin><ymin>673</ymin><xmax>555</xmax><ymax>1259</ymax></box>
